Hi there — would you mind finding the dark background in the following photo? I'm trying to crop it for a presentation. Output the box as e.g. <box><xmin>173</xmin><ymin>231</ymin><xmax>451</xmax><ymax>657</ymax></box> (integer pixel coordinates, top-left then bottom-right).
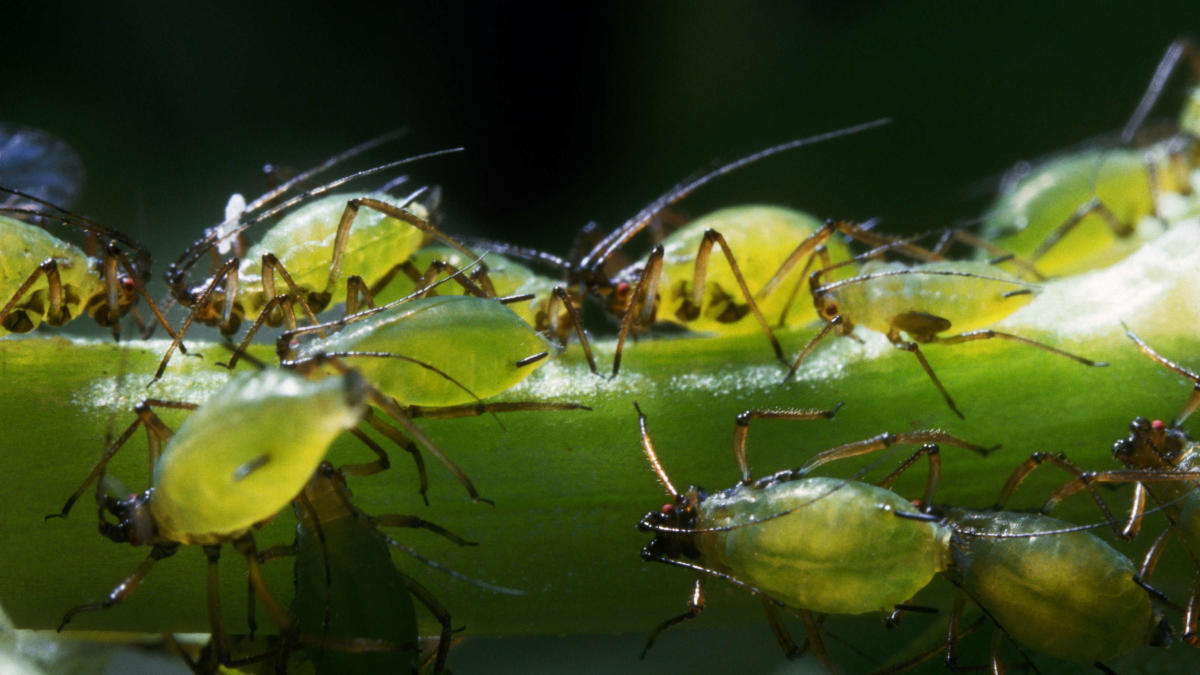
<box><xmin>6</xmin><ymin>2</ymin><xmax>1199</xmax><ymax>284</ymax></box>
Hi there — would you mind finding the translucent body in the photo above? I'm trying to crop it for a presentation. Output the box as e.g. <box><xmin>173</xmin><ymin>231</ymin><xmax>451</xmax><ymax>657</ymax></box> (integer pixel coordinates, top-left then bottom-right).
<box><xmin>947</xmin><ymin>508</ymin><xmax>1158</xmax><ymax>664</ymax></box>
<box><xmin>296</xmin><ymin>295</ymin><xmax>555</xmax><ymax>407</ymax></box>
<box><xmin>657</xmin><ymin>206</ymin><xmax>849</xmax><ymax>332</ymax></box>
<box><xmin>694</xmin><ymin>477</ymin><xmax>949</xmax><ymax>614</ymax></box>
<box><xmin>0</xmin><ymin>214</ymin><xmax>103</xmax><ymax>334</ymax></box>
<box><xmin>150</xmin><ymin>370</ymin><xmax>366</xmax><ymax>544</ymax></box>
<box><xmin>237</xmin><ymin>191</ymin><xmax>427</xmax><ymax>313</ymax></box>
<box><xmin>292</xmin><ymin>473</ymin><xmax>418</xmax><ymax>674</ymax></box>
<box><xmin>826</xmin><ymin>260</ymin><xmax>1033</xmax><ymax>336</ymax></box>
<box><xmin>371</xmin><ymin>245</ymin><xmax>557</xmax><ymax>328</ymax></box>
<box><xmin>981</xmin><ymin>149</ymin><xmax>1186</xmax><ymax>277</ymax></box>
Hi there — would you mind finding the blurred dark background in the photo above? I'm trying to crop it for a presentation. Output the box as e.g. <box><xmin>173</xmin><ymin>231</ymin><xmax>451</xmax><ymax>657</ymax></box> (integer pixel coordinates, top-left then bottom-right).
<box><xmin>6</xmin><ymin>2</ymin><xmax>1199</xmax><ymax>285</ymax></box>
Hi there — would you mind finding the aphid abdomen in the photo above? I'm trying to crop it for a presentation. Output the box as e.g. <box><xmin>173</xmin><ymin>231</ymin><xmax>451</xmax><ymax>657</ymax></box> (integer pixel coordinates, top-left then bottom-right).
<box><xmin>297</xmin><ymin>295</ymin><xmax>555</xmax><ymax>407</ymax></box>
<box><xmin>150</xmin><ymin>369</ymin><xmax>367</xmax><ymax>543</ymax></box>
<box><xmin>948</xmin><ymin>509</ymin><xmax>1159</xmax><ymax>664</ymax></box>
<box><xmin>696</xmin><ymin>477</ymin><xmax>949</xmax><ymax>615</ymax></box>
<box><xmin>0</xmin><ymin>216</ymin><xmax>97</xmax><ymax>333</ymax></box>
<box><xmin>841</xmin><ymin>261</ymin><xmax>1034</xmax><ymax>336</ymax></box>
<box><xmin>658</xmin><ymin>206</ymin><xmax>848</xmax><ymax>332</ymax></box>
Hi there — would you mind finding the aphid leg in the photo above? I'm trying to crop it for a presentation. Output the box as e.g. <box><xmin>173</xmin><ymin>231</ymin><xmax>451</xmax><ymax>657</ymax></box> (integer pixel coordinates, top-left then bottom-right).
<box><xmin>401</xmin><ymin>575</ymin><xmax>454</xmax><ymax>674</ymax></box>
<box><xmin>773</xmin><ymin>244</ymin><xmax>831</xmax><ymax>327</ymax></box>
<box><xmin>761</xmin><ymin>599</ymin><xmax>802</xmax><ymax>658</ymax></box>
<box><xmin>324</xmin><ymin>195</ymin><xmax>496</xmax><ymax>300</ymax></box>
<box><xmin>233</xmin><ymin>532</ymin><xmax>291</xmax><ymax>634</ymax></box>
<box><xmin>994</xmin><ymin>452</ymin><xmax>1125</xmax><ymax>537</ymax></box>
<box><xmin>612</xmin><ymin>245</ymin><xmax>664</xmax><ymax>377</ymax></box>
<box><xmin>355</xmin><ymin>413</ymin><xmax>427</xmax><ymax>503</ymax></box>
<box><xmin>782</xmin><ymin>314</ymin><xmax>840</xmax><ymax>382</ymax></box>
<box><xmin>220</xmin><ymin>293</ymin><xmax>291</xmax><ymax>371</ymax></box>
<box><xmin>1030</xmin><ymin>197</ymin><xmax>1131</xmax><ymax>264</ymax></box>
<box><xmin>345</xmin><ymin>275</ymin><xmax>376</xmax><ymax>315</ymax></box>
<box><xmin>545</xmin><ymin>285</ymin><xmax>598</xmax><ymax>374</ymax></box>
<box><xmin>795</xmin><ymin>429</ymin><xmax>992</xmax><ymax>477</ymax></box>
<box><xmin>886</xmin><ymin>334</ymin><xmax>966</xmax><ymax>419</ymax></box>
<box><xmin>202</xmin><ymin>545</ymin><xmax>233</xmax><ymax>658</ymax></box>
<box><xmin>1124</xmin><ymin>327</ymin><xmax>1200</xmax><ymax>425</ymax></box>
<box><xmin>1139</xmin><ymin>528</ymin><xmax>1175</xmax><ymax>583</ymax></box>
<box><xmin>260</xmin><ymin>253</ymin><xmax>324</xmax><ymax>327</ymax></box>
<box><xmin>933</xmin><ymin>229</ymin><xmax>1046</xmax><ymax>281</ymax></box>
<box><xmin>401</xmin><ymin>400</ymin><xmax>591</xmax><ymax>419</ymax></box>
<box><xmin>933</xmin><ymin>328</ymin><xmax>1107</xmax><ymax>368</ymax></box>
<box><xmin>731</xmin><ymin>404</ymin><xmax>843</xmax><ymax>484</ymax></box>
<box><xmin>1186</xmin><ymin>573</ymin><xmax>1200</xmax><ymax>645</ymax></box>
<box><xmin>57</xmin><ymin>543</ymin><xmax>180</xmax><ymax>631</ymax></box>
<box><xmin>0</xmin><ymin>258</ymin><xmax>67</xmax><ymax>332</ymax></box>
<box><xmin>48</xmin><ymin>400</ymin><xmax>194</xmax><ymax>519</ymax></box>
<box><xmin>153</xmin><ymin>257</ymin><xmax>241</xmax><ymax>383</ymax></box>
<box><xmin>876</xmin><ymin>444</ymin><xmax>942</xmax><ymax>509</ymax></box>
<box><xmin>642</xmin><ymin>576</ymin><xmax>706</xmax><ymax>658</ymax></box>
<box><xmin>682</xmin><ymin>229</ymin><xmax>787</xmax><ymax>367</ymax></box>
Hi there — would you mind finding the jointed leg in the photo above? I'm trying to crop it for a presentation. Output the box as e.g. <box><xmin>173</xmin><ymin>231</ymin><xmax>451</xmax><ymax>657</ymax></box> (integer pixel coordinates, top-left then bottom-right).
<box><xmin>154</xmin><ymin>258</ymin><xmax>241</xmax><ymax>383</ymax></box>
<box><xmin>203</xmin><ymin>545</ymin><xmax>232</xmax><ymax>657</ymax></box>
<box><xmin>641</xmin><ymin>576</ymin><xmax>705</xmax><ymax>658</ymax></box>
<box><xmin>0</xmin><ymin>258</ymin><xmax>68</xmax><ymax>331</ymax></box>
<box><xmin>731</xmin><ymin>404</ymin><xmax>842</xmax><ymax>483</ymax></box>
<box><xmin>612</xmin><ymin>245</ymin><xmax>664</xmax><ymax>377</ymax></box>
<box><xmin>1031</xmin><ymin>197</ymin><xmax>1131</xmax><ymax>264</ymax></box>
<box><xmin>891</xmin><ymin>336</ymin><xmax>965</xmax><ymax>420</ymax></box>
<box><xmin>994</xmin><ymin>452</ymin><xmax>1125</xmax><ymax>537</ymax></box>
<box><xmin>1124</xmin><ymin>327</ymin><xmax>1200</xmax><ymax>425</ymax></box>
<box><xmin>402</xmin><ymin>575</ymin><xmax>454</xmax><ymax>674</ymax></box>
<box><xmin>58</xmin><ymin>543</ymin><xmax>180</xmax><ymax>631</ymax></box>
<box><xmin>545</xmin><ymin>285</ymin><xmax>598</xmax><ymax>374</ymax></box>
<box><xmin>934</xmin><ymin>329</ymin><xmax>1106</xmax><ymax>367</ymax></box>
<box><xmin>797</xmin><ymin>429</ymin><xmax>992</xmax><ymax>475</ymax></box>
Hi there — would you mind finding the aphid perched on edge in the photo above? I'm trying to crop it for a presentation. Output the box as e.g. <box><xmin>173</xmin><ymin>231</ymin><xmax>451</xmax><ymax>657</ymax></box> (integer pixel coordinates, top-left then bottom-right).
<box><xmin>981</xmin><ymin>39</ymin><xmax>1200</xmax><ymax>278</ymax></box>
<box><xmin>786</xmin><ymin>239</ymin><xmax>1107</xmax><ymax>418</ymax></box>
<box><xmin>0</xmin><ymin>186</ymin><xmax>177</xmax><ymax>340</ymax></box>
<box><xmin>471</xmin><ymin>119</ymin><xmax>948</xmax><ymax>376</ymax></box>
<box><xmin>883</xmin><ymin>452</ymin><xmax>1173</xmax><ymax>672</ymax></box>
<box><xmin>633</xmin><ymin>402</ymin><xmax>992</xmax><ymax>670</ymax></box>
<box><xmin>155</xmin><ymin>136</ymin><xmax>482</xmax><ymax>381</ymax></box>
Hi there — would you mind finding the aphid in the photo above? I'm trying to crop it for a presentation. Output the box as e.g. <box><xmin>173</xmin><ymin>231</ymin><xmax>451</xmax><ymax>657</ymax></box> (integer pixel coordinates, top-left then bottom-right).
<box><xmin>1033</xmin><ymin>328</ymin><xmax>1200</xmax><ymax>643</ymax></box>
<box><xmin>634</xmin><ymin>402</ymin><xmax>991</xmax><ymax>667</ymax></box>
<box><xmin>886</xmin><ymin>454</ymin><xmax>1173</xmax><ymax>672</ymax></box>
<box><xmin>980</xmin><ymin>39</ymin><xmax>1200</xmax><ymax>278</ymax></box>
<box><xmin>278</xmin><ymin>294</ymin><xmax>564</xmax><ymax>407</ymax></box>
<box><xmin>46</xmin><ymin>362</ymin><xmax>511</xmax><ymax>665</ymax></box>
<box><xmin>0</xmin><ymin>123</ymin><xmax>85</xmax><ymax>209</ymax></box>
<box><xmin>473</xmin><ymin>119</ymin><xmax>947</xmax><ymax>376</ymax></box>
<box><xmin>155</xmin><ymin>138</ymin><xmax>480</xmax><ymax>381</ymax></box>
<box><xmin>0</xmin><ymin>187</ymin><xmax>177</xmax><ymax>340</ymax></box>
<box><xmin>787</xmin><ymin>242</ymin><xmax>1108</xmax><ymax>418</ymax></box>
<box><xmin>261</xmin><ymin>462</ymin><xmax>474</xmax><ymax>674</ymax></box>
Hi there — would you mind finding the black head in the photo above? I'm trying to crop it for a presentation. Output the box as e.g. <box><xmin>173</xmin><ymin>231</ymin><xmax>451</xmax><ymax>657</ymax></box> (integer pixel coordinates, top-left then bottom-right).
<box><xmin>1113</xmin><ymin>416</ymin><xmax>1192</xmax><ymax>470</ymax></box>
<box><xmin>97</xmin><ymin>488</ymin><xmax>156</xmax><ymax>547</ymax></box>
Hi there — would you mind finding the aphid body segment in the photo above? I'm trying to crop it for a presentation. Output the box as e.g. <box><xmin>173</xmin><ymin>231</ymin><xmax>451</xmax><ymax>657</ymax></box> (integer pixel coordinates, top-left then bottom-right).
<box><xmin>289</xmin><ymin>295</ymin><xmax>557</xmax><ymax>407</ymax></box>
<box><xmin>685</xmin><ymin>476</ymin><xmax>948</xmax><ymax>615</ymax></box>
<box><xmin>150</xmin><ymin>369</ymin><xmax>367</xmax><ymax>544</ymax></box>
<box><xmin>942</xmin><ymin>508</ymin><xmax>1163</xmax><ymax>665</ymax></box>
<box><xmin>653</xmin><ymin>205</ymin><xmax>849</xmax><ymax>332</ymax></box>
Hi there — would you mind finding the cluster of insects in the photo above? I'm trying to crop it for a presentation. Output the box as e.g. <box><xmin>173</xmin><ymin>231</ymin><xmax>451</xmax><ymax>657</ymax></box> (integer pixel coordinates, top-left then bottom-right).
<box><xmin>4</xmin><ymin>38</ymin><xmax>1200</xmax><ymax>674</ymax></box>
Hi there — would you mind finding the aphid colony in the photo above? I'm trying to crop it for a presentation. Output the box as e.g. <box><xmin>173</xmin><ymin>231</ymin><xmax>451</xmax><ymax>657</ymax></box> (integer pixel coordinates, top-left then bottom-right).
<box><xmin>6</xmin><ymin>37</ymin><xmax>1200</xmax><ymax>674</ymax></box>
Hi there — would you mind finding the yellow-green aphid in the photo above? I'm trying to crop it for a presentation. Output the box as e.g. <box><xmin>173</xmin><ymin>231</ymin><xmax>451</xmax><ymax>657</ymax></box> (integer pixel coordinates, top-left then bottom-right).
<box><xmin>981</xmin><ymin>39</ymin><xmax>1200</xmax><ymax>279</ymax></box>
<box><xmin>371</xmin><ymin>245</ymin><xmax>560</xmax><ymax>329</ymax></box>
<box><xmin>236</xmin><ymin>191</ymin><xmax>429</xmax><ymax>316</ymax></box>
<box><xmin>634</xmin><ymin>403</ymin><xmax>990</xmax><ymax>666</ymax></box>
<box><xmin>943</xmin><ymin>509</ymin><xmax>1166</xmax><ymax>666</ymax></box>
<box><xmin>287</xmin><ymin>295</ymin><xmax>557</xmax><ymax>407</ymax></box>
<box><xmin>656</xmin><ymin>205</ymin><xmax>849</xmax><ymax>332</ymax></box>
<box><xmin>52</xmin><ymin>368</ymin><xmax>373</xmax><ymax>648</ymax></box>
<box><xmin>151</xmin><ymin>369</ymin><xmax>367</xmax><ymax>543</ymax></box>
<box><xmin>793</xmin><ymin>256</ymin><xmax>1106</xmax><ymax>418</ymax></box>
<box><xmin>156</xmin><ymin>144</ymin><xmax>470</xmax><ymax>380</ymax></box>
<box><xmin>981</xmin><ymin>149</ymin><xmax>1186</xmax><ymax>278</ymax></box>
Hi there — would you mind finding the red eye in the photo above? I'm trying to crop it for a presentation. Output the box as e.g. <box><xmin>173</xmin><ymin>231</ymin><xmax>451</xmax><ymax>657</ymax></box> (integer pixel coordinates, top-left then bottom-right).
<box><xmin>661</xmin><ymin>503</ymin><xmax>674</xmax><ymax>515</ymax></box>
<box><xmin>1151</xmin><ymin>420</ymin><xmax>1166</xmax><ymax>430</ymax></box>
<box><xmin>120</xmin><ymin>277</ymin><xmax>136</xmax><ymax>290</ymax></box>
<box><xmin>617</xmin><ymin>282</ymin><xmax>631</xmax><ymax>294</ymax></box>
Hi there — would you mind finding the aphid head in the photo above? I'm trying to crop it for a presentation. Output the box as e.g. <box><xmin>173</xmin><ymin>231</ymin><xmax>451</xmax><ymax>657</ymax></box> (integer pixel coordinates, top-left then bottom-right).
<box><xmin>812</xmin><ymin>289</ymin><xmax>852</xmax><ymax>334</ymax></box>
<box><xmin>1113</xmin><ymin>416</ymin><xmax>1191</xmax><ymax>469</ymax></box>
<box><xmin>97</xmin><ymin>488</ymin><xmax>156</xmax><ymax>547</ymax></box>
<box><xmin>638</xmin><ymin>487</ymin><xmax>704</xmax><ymax>561</ymax></box>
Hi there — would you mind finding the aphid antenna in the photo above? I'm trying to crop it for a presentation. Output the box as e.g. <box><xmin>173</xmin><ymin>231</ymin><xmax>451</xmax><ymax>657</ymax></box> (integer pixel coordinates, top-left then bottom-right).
<box><xmin>1122</xmin><ymin>39</ymin><xmax>1199</xmax><ymax>145</ymax></box>
<box><xmin>454</xmin><ymin>234</ymin><xmax>573</xmax><ymax>274</ymax></box>
<box><xmin>815</xmin><ymin>266</ymin><xmax>1038</xmax><ymax>296</ymax></box>
<box><xmin>633</xmin><ymin>401</ymin><xmax>680</xmax><ymax>499</ymax></box>
<box><xmin>1124</xmin><ymin>323</ymin><xmax>1200</xmax><ymax>426</ymax></box>
<box><xmin>374</xmin><ymin>531</ymin><xmax>524</xmax><ymax>596</ymax></box>
<box><xmin>170</xmin><ymin>145</ymin><xmax>464</xmax><ymax>280</ymax></box>
<box><xmin>579</xmin><ymin>118</ymin><xmax>893</xmax><ymax>275</ymax></box>
<box><xmin>642</xmin><ymin>553</ymin><xmax>775</xmax><ymax>602</ymax></box>
<box><xmin>0</xmin><ymin>200</ymin><xmax>153</xmax><ymax>269</ymax></box>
